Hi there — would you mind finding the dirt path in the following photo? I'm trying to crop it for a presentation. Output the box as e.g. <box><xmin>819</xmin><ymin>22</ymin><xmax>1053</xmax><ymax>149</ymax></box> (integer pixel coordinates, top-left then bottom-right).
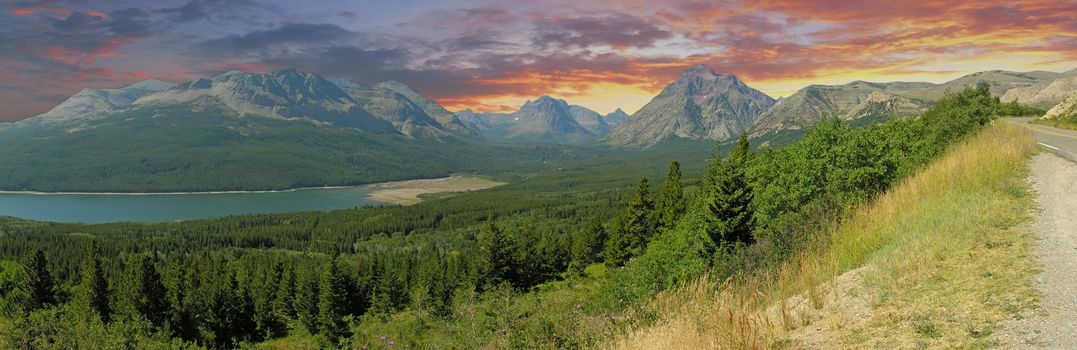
<box><xmin>1003</xmin><ymin>153</ymin><xmax>1077</xmax><ymax>348</ymax></box>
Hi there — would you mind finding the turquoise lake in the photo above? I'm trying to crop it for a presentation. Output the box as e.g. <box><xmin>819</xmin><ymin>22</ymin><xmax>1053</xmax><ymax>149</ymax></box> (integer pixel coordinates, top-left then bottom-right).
<box><xmin>0</xmin><ymin>186</ymin><xmax>386</xmax><ymax>223</ymax></box>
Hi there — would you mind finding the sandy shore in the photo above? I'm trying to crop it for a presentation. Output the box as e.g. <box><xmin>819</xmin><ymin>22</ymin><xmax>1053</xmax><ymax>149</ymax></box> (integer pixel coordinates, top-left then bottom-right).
<box><xmin>367</xmin><ymin>175</ymin><xmax>505</xmax><ymax>205</ymax></box>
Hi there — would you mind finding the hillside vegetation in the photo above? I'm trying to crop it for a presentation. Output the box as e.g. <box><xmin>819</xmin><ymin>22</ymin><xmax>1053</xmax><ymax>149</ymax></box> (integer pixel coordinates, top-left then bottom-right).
<box><xmin>611</xmin><ymin>122</ymin><xmax>1038</xmax><ymax>349</ymax></box>
<box><xmin>0</xmin><ymin>83</ymin><xmax>1041</xmax><ymax>349</ymax></box>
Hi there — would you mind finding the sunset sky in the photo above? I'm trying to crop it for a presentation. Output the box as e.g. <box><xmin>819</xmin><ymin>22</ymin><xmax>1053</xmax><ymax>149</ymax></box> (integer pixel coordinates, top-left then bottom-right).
<box><xmin>0</xmin><ymin>0</ymin><xmax>1074</xmax><ymax>121</ymax></box>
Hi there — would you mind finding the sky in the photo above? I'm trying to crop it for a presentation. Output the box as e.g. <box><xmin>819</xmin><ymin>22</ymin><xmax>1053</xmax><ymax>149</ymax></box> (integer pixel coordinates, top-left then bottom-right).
<box><xmin>0</xmin><ymin>0</ymin><xmax>1074</xmax><ymax>122</ymax></box>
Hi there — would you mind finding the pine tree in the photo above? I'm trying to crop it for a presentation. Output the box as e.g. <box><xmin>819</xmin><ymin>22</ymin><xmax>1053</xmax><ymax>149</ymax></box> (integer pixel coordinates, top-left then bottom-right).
<box><xmin>274</xmin><ymin>265</ymin><xmax>297</xmax><ymax>319</ymax></box>
<box><xmin>318</xmin><ymin>258</ymin><xmax>351</xmax><ymax>342</ymax></box>
<box><xmin>622</xmin><ymin>177</ymin><xmax>657</xmax><ymax>257</ymax></box>
<box><xmin>656</xmin><ymin>161</ymin><xmax>686</xmax><ymax>231</ymax></box>
<box><xmin>702</xmin><ymin>134</ymin><xmax>756</xmax><ymax>246</ymax></box>
<box><xmin>169</xmin><ymin>263</ymin><xmax>198</xmax><ymax>341</ymax></box>
<box><xmin>23</xmin><ymin>249</ymin><xmax>55</xmax><ymax>312</ymax></box>
<box><xmin>75</xmin><ymin>241</ymin><xmax>112</xmax><ymax>323</ymax></box>
<box><xmin>255</xmin><ymin>263</ymin><xmax>286</xmax><ymax>339</ymax></box>
<box><xmin>294</xmin><ymin>271</ymin><xmax>320</xmax><ymax>333</ymax></box>
<box><xmin>474</xmin><ymin>219</ymin><xmax>519</xmax><ymax>290</ymax></box>
<box><xmin>133</xmin><ymin>255</ymin><xmax>169</xmax><ymax>327</ymax></box>
<box><xmin>571</xmin><ymin>219</ymin><xmax>606</xmax><ymax>268</ymax></box>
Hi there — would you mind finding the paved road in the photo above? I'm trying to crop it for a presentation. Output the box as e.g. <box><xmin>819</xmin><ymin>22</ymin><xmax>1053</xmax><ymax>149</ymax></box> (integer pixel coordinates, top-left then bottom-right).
<box><xmin>1001</xmin><ymin>117</ymin><xmax>1077</xmax><ymax>348</ymax></box>
<box><xmin>1005</xmin><ymin>117</ymin><xmax>1077</xmax><ymax>163</ymax></box>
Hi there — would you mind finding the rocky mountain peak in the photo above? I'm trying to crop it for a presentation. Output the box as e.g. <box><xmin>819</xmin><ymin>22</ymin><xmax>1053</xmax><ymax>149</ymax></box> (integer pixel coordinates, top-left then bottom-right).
<box><xmin>603</xmin><ymin>65</ymin><xmax>773</xmax><ymax>147</ymax></box>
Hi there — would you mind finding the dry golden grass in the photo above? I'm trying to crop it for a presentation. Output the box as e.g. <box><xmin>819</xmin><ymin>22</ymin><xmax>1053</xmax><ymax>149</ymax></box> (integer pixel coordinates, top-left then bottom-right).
<box><xmin>609</xmin><ymin>123</ymin><xmax>1039</xmax><ymax>349</ymax></box>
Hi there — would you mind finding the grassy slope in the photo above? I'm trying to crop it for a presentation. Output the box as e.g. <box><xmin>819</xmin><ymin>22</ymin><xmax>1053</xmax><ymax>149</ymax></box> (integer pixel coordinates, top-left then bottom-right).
<box><xmin>610</xmin><ymin>123</ymin><xmax>1039</xmax><ymax>349</ymax></box>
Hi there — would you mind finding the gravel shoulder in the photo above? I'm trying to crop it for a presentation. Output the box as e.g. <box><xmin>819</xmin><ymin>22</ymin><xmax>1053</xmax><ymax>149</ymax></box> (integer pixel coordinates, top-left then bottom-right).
<box><xmin>1002</xmin><ymin>153</ymin><xmax>1077</xmax><ymax>348</ymax></box>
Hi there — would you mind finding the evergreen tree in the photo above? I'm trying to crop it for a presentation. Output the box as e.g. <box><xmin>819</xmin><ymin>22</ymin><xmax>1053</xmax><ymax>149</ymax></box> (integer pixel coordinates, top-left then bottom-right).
<box><xmin>132</xmin><ymin>255</ymin><xmax>169</xmax><ymax>327</ymax></box>
<box><xmin>274</xmin><ymin>265</ymin><xmax>297</xmax><ymax>319</ymax></box>
<box><xmin>474</xmin><ymin>219</ymin><xmax>519</xmax><ymax>290</ymax></box>
<box><xmin>169</xmin><ymin>263</ymin><xmax>198</xmax><ymax>341</ymax></box>
<box><xmin>702</xmin><ymin>134</ymin><xmax>756</xmax><ymax>246</ymax></box>
<box><xmin>656</xmin><ymin>161</ymin><xmax>686</xmax><ymax>231</ymax></box>
<box><xmin>22</xmin><ymin>250</ymin><xmax>55</xmax><ymax>313</ymax></box>
<box><xmin>255</xmin><ymin>263</ymin><xmax>287</xmax><ymax>339</ymax></box>
<box><xmin>622</xmin><ymin>178</ymin><xmax>657</xmax><ymax>256</ymax></box>
<box><xmin>75</xmin><ymin>241</ymin><xmax>112</xmax><ymax>323</ymax></box>
<box><xmin>571</xmin><ymin>219</ymin><xmax>606</xmax><ymax>269</ymax></box>
<box><xmin>318</xmin><ymin>258</ymin><xmax>351</xmax><ymax>342</ymax></box>
<box><xmin>294</xmin><ymin>271</ymin><xmax>320</xmax><ymax>333</ymax></box>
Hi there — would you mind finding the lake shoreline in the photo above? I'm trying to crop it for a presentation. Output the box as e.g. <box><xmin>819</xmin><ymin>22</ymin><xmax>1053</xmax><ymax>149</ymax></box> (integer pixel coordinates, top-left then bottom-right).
<box><xmin>0</xmin><ymin>175</ymin><xmax>488</xmax><ymax>197</ymax></box>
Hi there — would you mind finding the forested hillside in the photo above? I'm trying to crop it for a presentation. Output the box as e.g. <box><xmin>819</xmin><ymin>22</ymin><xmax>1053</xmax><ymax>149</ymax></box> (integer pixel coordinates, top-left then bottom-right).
<box><xmin>0</xmin><ymin>83</ymin><xmax>1034</xmax><ymax>349</ymax></box>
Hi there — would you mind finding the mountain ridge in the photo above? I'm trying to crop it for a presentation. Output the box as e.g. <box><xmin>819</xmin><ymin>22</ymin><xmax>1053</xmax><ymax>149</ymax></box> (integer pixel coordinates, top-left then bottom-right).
<box><xmin>603</xmin><ymin>65</ymin><xmax>775</xmax><ymax>147</ymax></box>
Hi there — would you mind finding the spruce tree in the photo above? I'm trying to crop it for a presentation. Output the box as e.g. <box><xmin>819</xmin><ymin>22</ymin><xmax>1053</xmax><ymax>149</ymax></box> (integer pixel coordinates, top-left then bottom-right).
<box><xmin>76</xmin><ymin>241</ymin><xmax>112</xmax><ymax>323</ymax></box>
<box><xmin>702</xmin><ymin>134</ymin><xmax>756</xmax><ymax>246</ymax></box>
<box><xmin>255</xmin><ymin>263</ymin><xmax>286</xmax><ymax>339</ymax></box>
<box><xmin>294</xmin><ymin>272</ymin><xmax>320</xmax><ymax>334</ymax></box>
<box><xmin>475</xmin><ymin>219</ymin><xmax>518</xmax><ymax>290</ymax></box>
<box><xmin>274</xmin><ymin>265</ymin><xmax>297</xmax><ymax>319</ymax></box>
<box><xmin>621</xmin><ymin>177</ymin><xmax>657</xmax><ymax>257</ymax></box>
<box><xmin>318</xmin><ymin>258</ymin><xmax>350</xmax><ymax>342</ymax></box>
<box><xmin>656</xmin><ymin>161</ymin><xmax>686</xmax><ymax>231</ymax></box>
<box><xmin>571</xmin><ymin>219</ymin><xmax>606</xmax><ymax>268</ymax></box>
<box><xmin>23</xmin><ymin>249</ymin><xmax>55</xmax><ymax>312</ymax></box>
<box><xmin>133</xmin><ymin>255</ymin><xmax>169</xmax><ymax>327</ymax></box>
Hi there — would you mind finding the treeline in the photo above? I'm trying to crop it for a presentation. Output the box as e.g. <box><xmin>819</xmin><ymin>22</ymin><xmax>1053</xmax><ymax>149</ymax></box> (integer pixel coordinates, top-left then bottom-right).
<box><xmin>0</xmin><ymin>135</ymin><xmax>694</xmax><ymax>348</ymax></box>
<box><xmin>0</xmin><ymin>83</ymin><xmax>1029</xmax><ymax>348</ymax></box>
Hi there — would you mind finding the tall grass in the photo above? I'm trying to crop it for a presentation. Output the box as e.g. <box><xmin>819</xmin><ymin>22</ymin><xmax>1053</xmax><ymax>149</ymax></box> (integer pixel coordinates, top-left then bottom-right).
<box><xmin>609</xmin><ymin>123</ymin><xmax>1038</xmax><ymax>349</ymax></box>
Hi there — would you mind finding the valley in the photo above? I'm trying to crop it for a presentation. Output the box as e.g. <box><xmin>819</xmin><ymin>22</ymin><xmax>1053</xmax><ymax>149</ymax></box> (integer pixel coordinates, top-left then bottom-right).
<box><xmin>3</xmin><ymin>2</ymin><xmax>1076</xmax><ymax>348</ymax></box>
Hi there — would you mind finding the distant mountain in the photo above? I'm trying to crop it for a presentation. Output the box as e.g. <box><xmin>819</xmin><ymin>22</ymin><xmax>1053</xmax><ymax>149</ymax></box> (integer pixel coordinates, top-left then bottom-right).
<box><xmin>330</xmin><ymin>79</ymin><xmax>447</xmax><ymax>137</ymax></box>
<box><xmin>0</xmin><ymin>69</ymin><xmax>587</xmax><ymax>192</ymax></box>
<box><xmin>503</xmin><ymin>96</ymin><xmax>595</xmax><ymax>144</ymax></box>
<box><xmin>1001</xmin><ymin>69</ymin><xmax>1077</xmax><ymax>110</ymax></box>
<box><xmin>376</xmin><ymin>80</ymin><xmax>474</xmax><ymax>134</ymax></box>
<box><xmin>568</xmin><ymin>105</ymin><xmax>612</xmax><ymax>134</ymax></box>
<box><xmin>454</xmin><ymin>109</ymin><xmax>508</xmax><ymax>131</ymax></box>
<box><xmin>603</xmin><ymin>65</ymin><xmax>775</xmax><ymax>147</ymax></box>
<box><xmin>455</xmin><ymin>97</ymin><xmax>618</xmax><ymax>143</ymax></box>
<box><xmin>895</xmin><ymin>70</ymin><xmax>1061</xmax><ymax>101</ymax></box>
<box><xmin>751</xmin><ymin>81</ymin><xmax>931</xmax><ymax>136</ymax></box>
<box><xmin>139</xmin><ymin>69</ymin><xmax>402</xmax><ymax>133</ymax></box>
<box><xmin>605</xmin><ymin>108</ymin><xmax>628</xmax><ymax>126</ymax></box>
<box><xmin>25</xmin><ymin>79</ymin><xmax>175</xmax><ymax>125</ymax></box>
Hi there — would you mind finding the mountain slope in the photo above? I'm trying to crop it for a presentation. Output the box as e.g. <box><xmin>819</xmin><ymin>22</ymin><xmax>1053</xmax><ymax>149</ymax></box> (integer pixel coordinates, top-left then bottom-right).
<box><xmin>1042</xmin><ymin>92</ymin><xmax>1077</xmax><ymax>120</ymax></box>
<box><xmin>24</xmin><ymin>79</ymin><xmax>174</xmax><ymax>125</ymax></box>
<box><xmin>605</xmin><ymin>108</ymin><xmax>629</xmax><ymax>126</ymax></box>
<box><xmin>603</xmin><ymin>65</ymin><xmax>775</xmax><ymax>147</ymax></box>
<box><xmin>331</xmin><ymin>79</ymin><xmax>447</xmax><ymax>137</ymax></box>
<box><xmin>751</xmin><ymin>81</ymin><xmax>931</xmax><ymax>136</ymax></box>
<box><xmin>1001</xmin><ymin>71</ymin><xmax>1077</xmax><ymax>110</ymax></box>
<box><xmin>138</xmin><ymin>69</ymin><xmax>407</xmax><ymax>133</ymax></box>
<box><xmin>568</xmin><ymin>105</ymin><xmax>612</xmax><ymax>134</ymax></box>
<box><xmin>895</xmin><ymin>70</ymin><xmax>1061</xmax><ymax>101</ymax></box>
<box><xmin>376</xmin><ymin>80</ymin><xmax>473</xmax><ymax>134</ymax></box>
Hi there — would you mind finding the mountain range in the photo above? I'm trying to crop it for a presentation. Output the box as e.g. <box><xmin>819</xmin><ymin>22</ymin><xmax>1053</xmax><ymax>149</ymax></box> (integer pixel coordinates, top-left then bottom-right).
<box><xmin>1</xmin><ymin>65</ymin><xmax>1073</xmax><ymax>191</ymax></box>
<box><xmin>456</xmin><ymin>96</ymin><xmax>626</xmax><ymax>144</ymax></box>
